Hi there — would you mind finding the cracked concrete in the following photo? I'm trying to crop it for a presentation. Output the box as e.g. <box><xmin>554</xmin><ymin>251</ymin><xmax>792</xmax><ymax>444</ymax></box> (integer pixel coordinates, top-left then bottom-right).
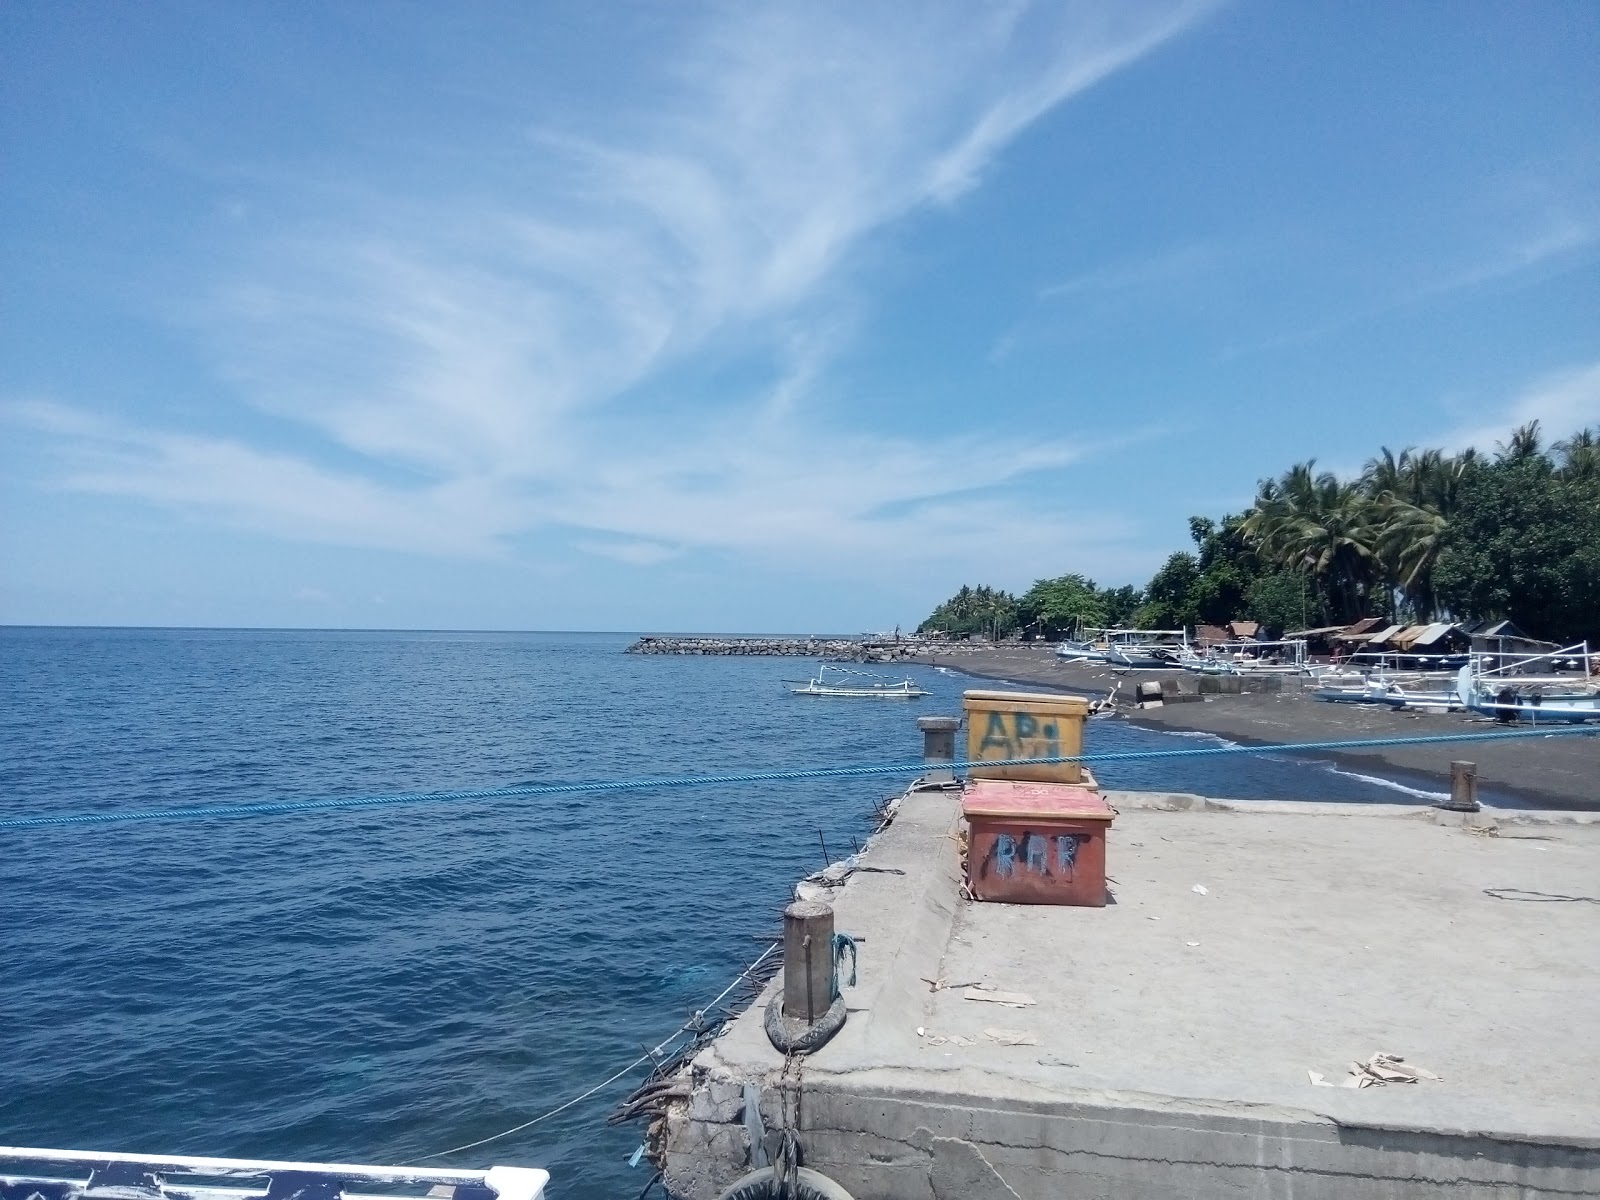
<box><xmin>661</xmin><ymin>788</ymin><xmax>1600</xmax><ymax>1199</ymax></box>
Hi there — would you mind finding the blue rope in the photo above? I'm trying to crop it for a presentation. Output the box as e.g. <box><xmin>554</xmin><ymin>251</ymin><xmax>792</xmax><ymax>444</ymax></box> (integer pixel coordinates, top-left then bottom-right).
<box><xmin>0</xmin><ymin>725</ymin><xmax>1594</xmax><ymax>832</ymax></box>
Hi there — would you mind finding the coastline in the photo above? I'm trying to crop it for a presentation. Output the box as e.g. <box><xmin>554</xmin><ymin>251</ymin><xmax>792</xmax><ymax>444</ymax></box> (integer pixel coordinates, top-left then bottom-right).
<box><xmin>904</xmin><ymin>643</ymin><xmax>1600</xmax><ymax>810</ymax></box>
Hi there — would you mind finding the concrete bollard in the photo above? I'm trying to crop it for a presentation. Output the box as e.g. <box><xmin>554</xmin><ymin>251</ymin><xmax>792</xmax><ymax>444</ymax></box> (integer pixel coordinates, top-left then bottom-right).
<box><xmin>782</xmin><ymin>899</ymin><xmax>835</xmax><ymax>1025</ymax></box>
<box><xmin>917</xmin><ymin>715</ymin><xmax>961</xmax><ymax>783</ymax></box>
<box><xmin>1443</xmin><ymin>761</ymin><xmax>1480</xmax><ymax>812</ymax></box>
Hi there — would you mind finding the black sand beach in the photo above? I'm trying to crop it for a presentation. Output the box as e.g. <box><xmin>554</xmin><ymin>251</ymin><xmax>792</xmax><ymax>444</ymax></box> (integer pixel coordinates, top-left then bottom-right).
<box><xmin>905</xmin><ymin>643</ymin><xmax>1600</xmax><ymax>810</ymax></box>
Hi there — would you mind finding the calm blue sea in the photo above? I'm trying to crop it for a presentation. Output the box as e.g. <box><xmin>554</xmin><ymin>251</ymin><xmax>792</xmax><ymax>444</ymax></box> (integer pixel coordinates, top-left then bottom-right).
<box><xmin>1</xmin><ymin>628</ymin><xmax>1451</xmax><ymax>1197</ymax></box>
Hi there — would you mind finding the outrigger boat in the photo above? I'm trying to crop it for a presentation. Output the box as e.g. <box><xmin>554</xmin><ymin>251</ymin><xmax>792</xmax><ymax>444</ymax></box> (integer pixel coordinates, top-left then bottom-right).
<box><xmin>1185</xmin><ymin>638</ymin><xmax>1312</xmax><ymax>676</ymax></box>
<box><xmin>790</xmin><ymin>663</ymin><xmax>930</xmax><ymax>698</ymax></box>
<box><xmin>1455</xmin><ymin>643</ymin><xmax>1600</xmax><ymax>723</ymax></box>
<box><xmin>1058</xmin><ymin>628</ymin><xmax>1191</xmax><ymax>668</ymax></box>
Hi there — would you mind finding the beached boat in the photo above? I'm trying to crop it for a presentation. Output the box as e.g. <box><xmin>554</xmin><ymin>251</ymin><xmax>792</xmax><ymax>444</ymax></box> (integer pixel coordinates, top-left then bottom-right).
<box><xmin>1315</xmin><ymin>675</ymin><xmax>1409</xmax><ymax>705</ymax></box>
<box><xmin>790</xmin><ymin>663</ymin><xmax>929</xmax><ymax>698</ymax></box>
<box><xmin>1455</xmin><ymin>644</ymin><xmax>1600</xmax><ymax>723</ymax></box>
<box><xmin>1058</xmin><ymin>628</ymin><xmax>1192</xmax><ymax>668</ymax></box>
<box><xmin>1314</xmin><ymin>667</ymin><xmax>1465</xmax><ymax>708</ymax></box>
<box><xmin>1185</xmin><ymin>638</ymin><xmax>1312</xmax><ymax>676</ymax></box>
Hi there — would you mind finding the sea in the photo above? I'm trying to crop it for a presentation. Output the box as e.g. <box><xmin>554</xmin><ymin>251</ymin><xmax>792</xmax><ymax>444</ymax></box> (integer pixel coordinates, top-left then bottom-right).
<box><xmin>0</xmin><ymin>627</ymin><xmax>1472</xmax><ymax>1197</ymax></box>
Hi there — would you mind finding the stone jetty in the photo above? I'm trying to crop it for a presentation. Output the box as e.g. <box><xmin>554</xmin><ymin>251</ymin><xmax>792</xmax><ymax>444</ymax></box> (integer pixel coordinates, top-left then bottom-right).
<box><xmin>626</xmin><ymin>635</ymin><xmax>920</xmax><ymax>661</ymax></box>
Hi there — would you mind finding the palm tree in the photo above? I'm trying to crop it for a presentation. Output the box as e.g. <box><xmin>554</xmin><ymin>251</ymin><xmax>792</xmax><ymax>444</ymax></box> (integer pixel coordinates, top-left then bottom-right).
<box><xmin>1362</xmin><ymin>446</ymin><xmax>1471</xmax><ymax>621</ymax></box>
<box><xmin>1556</xmin><ymin>428</ymin><xmax>1599</xmax><ymax>480</ymax></box>
<box><xmin>1243</xmin><ymin>462</ymin><xmax>1377</xmax><ymax>621</ymax></box>
<box><xmin>1498</xmin><ymin>420</ymin><xmax>1543</xmax><ymax>462</ymax></box>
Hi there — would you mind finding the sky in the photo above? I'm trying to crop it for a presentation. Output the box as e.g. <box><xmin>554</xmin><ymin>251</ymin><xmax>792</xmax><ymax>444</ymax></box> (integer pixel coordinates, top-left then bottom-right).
<box><xmin>2</xmin><ymin>1</ymin><xmax>1597</xmax><ymax>633</ymax></box>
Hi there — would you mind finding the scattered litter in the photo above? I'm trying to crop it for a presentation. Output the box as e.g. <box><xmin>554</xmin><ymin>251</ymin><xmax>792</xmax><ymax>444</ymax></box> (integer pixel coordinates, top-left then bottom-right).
<box><xmin>983</xmin><ymin>1027</ymin><xmax>1039</xmax><ymax>1047</ymax></box>
<box><xmin>1185</xmin><ymin>941</ymin><xmax>1200</xmax><ymax>947</ymax></box>
<box><xmin>1147</xmin><ymin>915</ymin><xmax>1161</xmax><ymax>921</ymax></box>
<box><xmin>1310</xmin><ymin>1053</ymin><xmax>1443</xmax><ymax>1089</ymax></box>
<box><xmin>922</xmin><ymin>977</ymin><xmax>981</xmax><ymax>992</ymax></box>
<box><xmin>924</xmin><ymin>1035</ymin><xmax>948</xmax><ymax>1047</ymax></box>
<box><xmin>962</xmin><ymin>987</ymin><xmax>1037</xmax><ymax>1008</ymax></box>
<box><xmin>949</xmin><ymin>1034</ymin><xmax>976</xmax><ymax>1048</ymax></box>
<box><xmin>916</xmin><ymin>1026</ymin><xmax>925</xmax><ymax>1038</ymax></box>
<box><xmin>1191</xmin><ymin>884</ymin><xmax>1209</xmax><ymax>895</ymax></box>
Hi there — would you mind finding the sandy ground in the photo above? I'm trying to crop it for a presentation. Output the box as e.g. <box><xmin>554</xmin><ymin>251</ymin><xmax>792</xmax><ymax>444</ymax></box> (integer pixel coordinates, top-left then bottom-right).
<box><xmin>904</xmin><ymin>643</ymin><xmax>1600</xmax><ymax>809</ymax></box>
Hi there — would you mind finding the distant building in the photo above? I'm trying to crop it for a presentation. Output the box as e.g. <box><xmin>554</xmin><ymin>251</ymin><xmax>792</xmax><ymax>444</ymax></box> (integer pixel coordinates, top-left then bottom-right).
<box><xmin>1461</xmin><ymin>619</ymin><xmax>1557</xmax><ymax>658</ymax></box>
<box><xmin>1282</xmin><ymin>624</ymin><xmax>1351</xmax><ymax>655</ymax></box>
<box><xmin>1328</xmin><ymin>617</ymin><xmax>1385</xmax><ymax>651</ymax></box>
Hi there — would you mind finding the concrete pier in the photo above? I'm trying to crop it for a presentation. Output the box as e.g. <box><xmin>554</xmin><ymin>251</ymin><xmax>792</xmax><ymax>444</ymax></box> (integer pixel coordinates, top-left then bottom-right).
<box><xmin>660</xmin><ymin>792</ymin><xmax>1600</xmax><ymax>1198</ymax></box>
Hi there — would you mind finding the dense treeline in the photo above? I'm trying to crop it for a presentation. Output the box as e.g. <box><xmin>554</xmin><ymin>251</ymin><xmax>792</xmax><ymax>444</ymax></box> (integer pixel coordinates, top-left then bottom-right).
<box><xmin>917</xmin><ymin>422</ymin><xmax>1600</xmax><ymax>644</ymax></box>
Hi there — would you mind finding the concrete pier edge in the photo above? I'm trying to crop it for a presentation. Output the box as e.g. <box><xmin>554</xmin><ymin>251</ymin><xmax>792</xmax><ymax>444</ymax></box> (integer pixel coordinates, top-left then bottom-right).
<box><xmin>658</xmin><ymin>787</ymin><xmax>1600</xmax><ymax>1199</ymax></box>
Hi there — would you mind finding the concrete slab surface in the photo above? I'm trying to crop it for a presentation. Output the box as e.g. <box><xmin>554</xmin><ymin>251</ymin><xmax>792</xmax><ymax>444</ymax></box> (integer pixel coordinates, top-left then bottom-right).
<box><xmin>661</xmin><ymin>790</ymin><xmax>1600</xmax><ymax>1199</ymax></box>
<box><xmin>924</xmin><ymin>806</ymin><xmax>1600</xmax><ymax>1140</ymax></box>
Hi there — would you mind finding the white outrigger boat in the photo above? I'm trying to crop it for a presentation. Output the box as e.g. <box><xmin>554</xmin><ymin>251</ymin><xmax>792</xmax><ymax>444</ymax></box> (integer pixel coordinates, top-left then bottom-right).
<box><xmin>1185</xmin><ymin>638</ymin><xmax>1312</xmax><ymax>676</ymax></box>
<box><xmin>0</xmin><ymin>1148</ymin><xmax>547</xmax><ymax>1200</ymax></box>
<box><xmin>1057</xmin><ymin>628</ymin><xmax>1191</xmax><ymax>669</ymax></box>
<box><xmin>790</xmin><ymin>663</ymin><xmax>930</xmax><ymax>698</ymax></box>
<box><xmin>1314</xmin><ymin>642</ymin><xmax>1600</xmax><ymax>720</ymax></box>
<box><xmin>1455</xmin><ymin>643</ymin><xmax>1600</xmax><ymax>723</ymax></box>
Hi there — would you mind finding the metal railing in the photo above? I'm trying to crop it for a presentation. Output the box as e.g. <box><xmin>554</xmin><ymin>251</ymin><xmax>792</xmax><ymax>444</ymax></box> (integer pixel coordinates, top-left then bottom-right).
<box><xmin>0</xmin><ymin>1148</ymin><xmax>547</xmax><ymax>1200</ymax></box>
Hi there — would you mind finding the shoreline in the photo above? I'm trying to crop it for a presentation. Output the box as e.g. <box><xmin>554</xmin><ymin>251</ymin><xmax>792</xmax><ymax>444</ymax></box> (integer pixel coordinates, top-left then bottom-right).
<box><xmin>905</xmin><ymin>644</ymin><xmax>1600</xmax><ymax>811</ymax></box>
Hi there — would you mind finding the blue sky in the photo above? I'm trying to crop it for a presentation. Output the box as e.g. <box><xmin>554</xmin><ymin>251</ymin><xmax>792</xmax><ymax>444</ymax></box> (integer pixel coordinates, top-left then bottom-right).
<box><xmin>3</xmin><ymin>1</ymin><xmax>1597</xmax><ymax>632</ymax></box>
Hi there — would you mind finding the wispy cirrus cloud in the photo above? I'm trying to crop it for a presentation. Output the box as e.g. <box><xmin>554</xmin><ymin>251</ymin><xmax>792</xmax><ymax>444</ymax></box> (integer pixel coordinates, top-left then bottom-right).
<box><xmin>13</xmin><ymin>2</ymin><xmax>1216</xmax><ymax>584</ymax></box>
<box><xmin>1438</xmin><ymin>361</ymin><xmax>1600</xmax><ymax>456</ymax></box>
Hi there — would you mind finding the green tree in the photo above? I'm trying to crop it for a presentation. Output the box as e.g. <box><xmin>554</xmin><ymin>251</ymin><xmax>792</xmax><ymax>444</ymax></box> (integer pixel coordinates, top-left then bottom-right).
<box><xmin>916</xmin><ymin>583</ymin><xmax>1021</xmax><ymax>638</ymax></box>
<box><xmin>1136</xmin><ymin>552</ymin><xmax>1201</xmax><ymax>628</ymax></box>
<box><xmin>1018</xmin><ymin>574</ymin><xmax>1108</xmax><ymax>639</ymax></box>
<box><xmin>1433</xmin><ymin>436</ymin><xmax>1600</xmax><ymax>644</ymax></box>
<box><xmin>1243</xmin><ymin>462</ymin><xmax>1377</xmax><ymax>621</ymax></box>
<box><xmin>1361</xmin><ymin>445</ymin><xmax>1476</xmax><ymax>621</ymax></box>
<box><xmin>1101</xmin><ymin>584</ymin><xmax>1145</xmax><ymax>627</ymax></box>
<box><xmin>1245</xmin><ymin>571</ymin><xmax>1312</xmax><ymax>635</ymax></box>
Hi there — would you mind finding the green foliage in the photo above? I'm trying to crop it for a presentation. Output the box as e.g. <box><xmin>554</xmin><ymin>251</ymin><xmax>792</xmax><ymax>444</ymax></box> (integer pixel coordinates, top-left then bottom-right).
<box><xmin>1134</xmin><ymin>552</ymin><xmax>1200</xmax><ymax>628</ymax></box>
<box><xmin>1017</xmin><ymin>574</ymin><xmax>1107</xmax><ymax>639</ymax></box>
<box><xmin>1432</xmin><ymin>447</ymin><xmax>1600</xmax><ymax>644</ymax></box>
<box><xmin>1100</xmin><ymin>585</ymin><xmax>1145</xmax><ymax>627</ymax></box>
<box><xmin>913</xmin><ymin>420</ymin><xmax>1600</xmax><ymax>643</ymax></box>
<box><xmin>1246</xmin><ymin>572</ymin><xmax>1312</xmax><ymax>634</ymax></box>
<box><xmin>916</xmin><ymin>584</ymin><xmax>1021</xmax><ymax>639</ymax></box>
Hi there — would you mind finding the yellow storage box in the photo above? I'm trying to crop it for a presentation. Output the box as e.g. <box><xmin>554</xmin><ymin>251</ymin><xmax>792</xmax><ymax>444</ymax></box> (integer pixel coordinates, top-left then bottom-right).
<box><xmin>962</xmin><ymin>689</ymin><xmax>1089</xmax><ymax>785</ymax></box>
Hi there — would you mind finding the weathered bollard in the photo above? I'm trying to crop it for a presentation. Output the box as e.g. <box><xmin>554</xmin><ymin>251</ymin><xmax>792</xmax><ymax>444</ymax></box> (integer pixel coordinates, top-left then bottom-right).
<box><xmin>765</xmin><ymin>899</ymin><xmax>848</xmax><ymax>1054</ymax></box>
<box><xmin>783</xmin><ymin>899</ymin><xmax>834</xmax><ymax>1023</ymax></box>
<box><xmin>917</xmin><ymin>715</ymin><xmax>961</xmax><ymax>783</ymax></box>
<box><xmin>1443</xmin><ymin>760</ymin><xmax>1480</xmax><ymax>812</ymax></box>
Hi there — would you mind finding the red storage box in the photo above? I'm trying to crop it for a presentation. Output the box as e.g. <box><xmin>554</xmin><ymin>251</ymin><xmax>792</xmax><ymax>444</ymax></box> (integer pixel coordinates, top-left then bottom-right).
<box><xmin>963</xmin><ymin>780</ymin><xmax>1113</xmax><ymax>906</ymax></box>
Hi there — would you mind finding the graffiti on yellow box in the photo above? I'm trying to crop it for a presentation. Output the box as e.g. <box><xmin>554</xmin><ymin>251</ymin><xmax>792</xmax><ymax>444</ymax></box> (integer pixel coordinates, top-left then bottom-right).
<box><xmin>975</xmin><ymin>710</ymin><xmax>1061</xmax><ymax>761</ymax></box>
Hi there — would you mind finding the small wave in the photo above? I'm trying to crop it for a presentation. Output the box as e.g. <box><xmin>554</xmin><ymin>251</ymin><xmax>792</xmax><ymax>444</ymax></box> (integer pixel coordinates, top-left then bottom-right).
<box><xmin>1320</xmin><ymin>763</ymin><xmax>1448</xmax><ymax>801</ymax></box>
<box><xmin>1151</xmin><ymin>728</ymin><xmax>1242</xmax><ymax>749</ymax></box>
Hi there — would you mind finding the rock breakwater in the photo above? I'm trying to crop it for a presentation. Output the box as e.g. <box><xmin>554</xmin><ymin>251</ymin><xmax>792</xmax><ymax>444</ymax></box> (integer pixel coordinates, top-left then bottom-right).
<box><xmin>626</xmin><ymin>635</ymin><xmax>916</xmax><ymax>661</ymax></box>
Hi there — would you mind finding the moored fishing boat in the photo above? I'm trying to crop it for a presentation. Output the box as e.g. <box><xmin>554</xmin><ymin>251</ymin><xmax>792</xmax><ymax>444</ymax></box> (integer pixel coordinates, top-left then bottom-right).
<box><xmin>790</xmin><ymin>663</ymin><xmax>930</xmax><ymax>698</ymax></box>
<box><xmin>0</xmin><ymin>1148</ymin><xmax>548</xmax><ymax>1200</ymax></box>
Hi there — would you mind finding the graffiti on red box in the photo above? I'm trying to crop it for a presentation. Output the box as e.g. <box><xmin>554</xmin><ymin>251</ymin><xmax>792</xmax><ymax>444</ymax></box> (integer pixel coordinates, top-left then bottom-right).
<box><xmin>983</xmin><ymin>831</ymin><xmax>1082</xmax><ymax>879</ymax></box>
